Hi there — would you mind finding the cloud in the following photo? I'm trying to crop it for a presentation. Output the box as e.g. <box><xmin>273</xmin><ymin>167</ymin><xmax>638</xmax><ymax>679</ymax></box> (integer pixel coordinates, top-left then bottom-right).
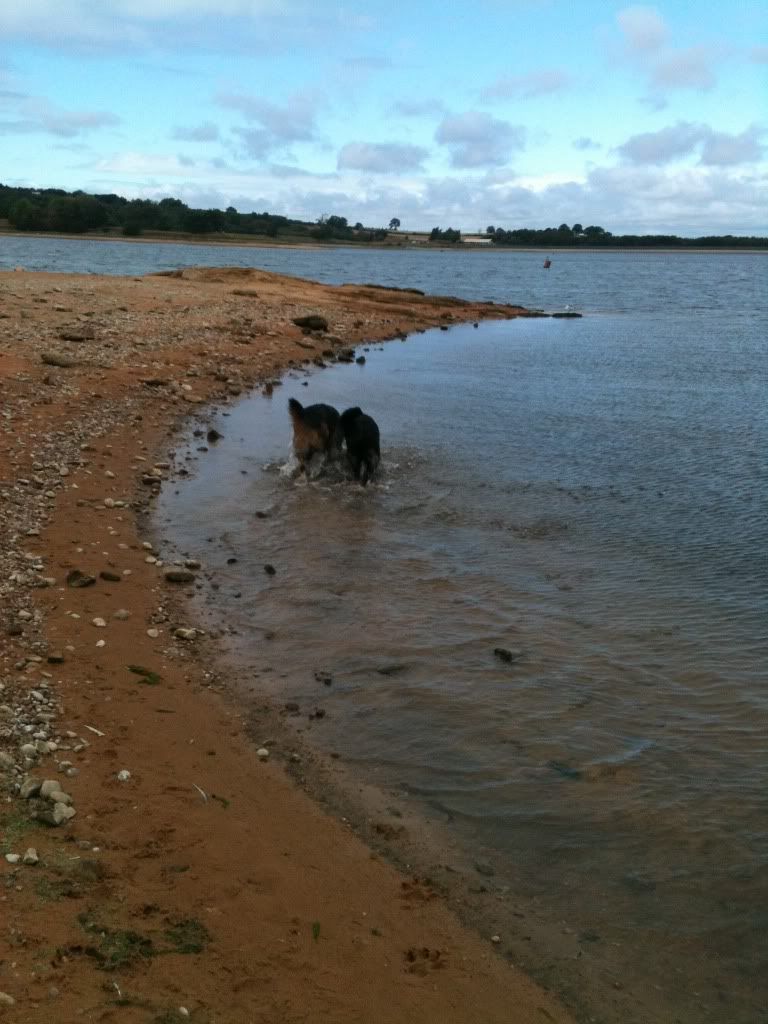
<box><xmin>482</xmin><ymin>69</ymin><xmax>571</xmax><ymax>100</ymax></box>
<box><xmin>172</xmin><ymin>121</ymin><xmax>220</xmax><ymax>142</ymax></box>
<box><xmin>435</xmin><ymin>111</ymin><xmax>526</xmax><ymax>168</ymax></box>
<box><xmin>573</xmin><ymin>136</ymin><xmax>601</xmax><ymax>151</ymax></box>
<box><xmin>650</xmin><ymin>45</ymin><xmax>718</xmax><ymax>91</ymax></box>
<box><xmin>700</xmin><ymin>125</ymin><xmax>765</xmax><ymax>166</ymax></box>
<box><xmin>390</xmin><ymin>98</ymin><xmax>446</xmax><ymax>118</ymax></box>
<box><xmin>616</xmin><ymin>6</ymin><xmax>668</xmax><ymax>53</ymax></box>
<box><xmin>337</xmin><ymin>141</ymin><xmax>428</xmax><ymax>174</ymax></box>
<box><xmin>617</xmin><ymin>121</ymin><xmax>765</xmax><ymax>166</ymax></box>
<box><xmin>0</xmin><ymin>96</ymin><xmax>119</xmax><ymax>137</ymax></box>
<box><xmin>217</xmin><ymin>90</ymin><xmax>318</xmax><ymax>145</ymax></box>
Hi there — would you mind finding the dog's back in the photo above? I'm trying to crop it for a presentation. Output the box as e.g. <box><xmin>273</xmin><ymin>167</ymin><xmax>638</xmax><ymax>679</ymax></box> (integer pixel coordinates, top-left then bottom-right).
<box><xmin>340</xmin><ymin>406</ymin><xmax>380</xmax><ymax>485</ymax></box>
<box><xmin>288</xmin><ymin>398</ymin><xmax>341</xmax><ymax>468</ymax></box>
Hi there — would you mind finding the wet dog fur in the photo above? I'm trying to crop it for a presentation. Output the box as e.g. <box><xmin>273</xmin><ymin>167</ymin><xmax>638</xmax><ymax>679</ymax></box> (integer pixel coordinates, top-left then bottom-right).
<box><xmin>287</xmin><ymin>398</ymin><xmax>341</xmax><ymax>472</ymax></box>
<box><xmin>340</xmin><ymin>406</ymin><xmax>380</xmax><ymax>485</ymax></box>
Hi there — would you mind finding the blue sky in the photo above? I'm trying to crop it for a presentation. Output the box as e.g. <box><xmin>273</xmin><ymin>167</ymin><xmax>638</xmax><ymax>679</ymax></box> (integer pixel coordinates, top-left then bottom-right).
<box><xmin>1</xmin><ymin>1</ymin><xmax>766</xmax><ymax>234</ymax></box>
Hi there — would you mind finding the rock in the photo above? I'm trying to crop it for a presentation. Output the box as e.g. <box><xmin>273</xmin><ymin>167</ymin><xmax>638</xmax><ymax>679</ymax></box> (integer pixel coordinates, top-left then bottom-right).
<box><xmin>47</xmin><ymin>652</ymin><xmax>65</xmax><ymax>664</ymax></box>
<box><xmin>59</xmin><ymin>326</ymin><xmax>95</xmax><ymax>341</ymax></box>
<box><xmin>147</xmin><ymin>628</ymin><xmax>160</xmax><ymax>638</ymax></box>
<box><xmin>552</xmin><ymin>311</ymin><xmax>582</xmax><ymax>318</ymax></box>
<box><xmin>164</xmin><ymin>568</ymin><xmax>195</xmax><ymax>583</ymax></box>
<box><xmin>100</xmin><ymin>570</ymin><xmax>121</xmax><ymax>582</ymax></box>
<box><xmin>22</xmin><ymin>848</ymin><xmax>39</xmax><ymax>866</ymax></box>
<box><xmin>40</xmin><ymin>779</ymin><xmax>63</xmax><ymax>798</ymax></box>
<box><xmin>52</xmin><ymin>802</ymin><xmax>76</xmax><ymax>825</ymax></box>
<box><xmin>0</xmin><ymin>752</ymin><xmax>14</xmax><ymax>769</ymax></box>
<box><xmin>5</xmin><ymin>853</ymin><xmax>21</xmax><ymax>864</ymax></box>
<box><xmin>41</xmin><ymin>351</ymin><xmax>76</xmax><ymax>368</ymax></box>
<box><xmin>264</xmin><ymin>563</ymin><xmax>276</xmax><ymax>576</ymax></box>
<box><xmin>174</xmin><ymin>628</ymin><xmax>197</xmax><ymax>640</ymax></box>
<box><xmin>117</xmin><ymin>769</ymin><xmax>131</xmax><ymax>782</ymax></box>
<box><xmin>491</xmin><ymin>934</ymin><xmax>501</xmax><ymax>944</ymax></box>
<box><xmin>20</xmin><ymin>777</ymin><xmax>42</xmax><ymax>799</ymax></box>
<box><xmin>112</xmin><ymin>609</ymin><xmax>131</xmax><ymax>620</ymax></box>
<box><xmin>493</xmin><ymin>647</ymin><xmax>523</xmax><ymax>664</ymax></box>
<box><xmin>66</xmin><ymin>569</ymin><xmax>96</xmax><ymax>588</ymax></box>
<box><xmin>292</xmin><ymin>314</ymin><xmax>328</xmax><ymax>332</ymax></box>
<box><xmin>92</xmin><ymin>617</ymin><xmax>107</xmax><ymax>628</ymax></box>
<box><xmin>474</xmin><ymin>860</ymin><xmax>495</xmax><ymax>877</ymax></box>
<box><xmin>256</xmin><ymin>747</ymin><xmax>270</xmax><ymax>760</ymax></box>
<box><xmin>0</xmin><ymin>993</ymin><xmax>16</xmax><ymax>1006</ymax></box>
<box><xmin>206</xmin><ymin>429</ymin><xmax>223</xmax><ymax>442</ymax></box>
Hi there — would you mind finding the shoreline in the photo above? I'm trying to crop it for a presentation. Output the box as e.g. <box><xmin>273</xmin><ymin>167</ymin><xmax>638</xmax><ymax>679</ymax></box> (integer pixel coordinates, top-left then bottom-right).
<box><xmin>0</xmin><ymin>266</ymin><xmax>575</xmax><ymax>1022</ymax></box>
<box><xmin>2</xmin><ymin>227</ymin><xmax>766</xmax><ymax>255</ymax></box>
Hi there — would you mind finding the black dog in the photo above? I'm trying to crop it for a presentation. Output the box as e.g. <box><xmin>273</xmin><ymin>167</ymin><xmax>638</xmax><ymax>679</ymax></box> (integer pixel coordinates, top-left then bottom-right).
<box><xmin>287</xmin><ymin>398</ymin><xmax>341</xmax><ymax>472</ymax></box>
<box><xmin>340</xmin><ymin>407</ymin><xmax>380</xmax><ymax>485</ymax></box>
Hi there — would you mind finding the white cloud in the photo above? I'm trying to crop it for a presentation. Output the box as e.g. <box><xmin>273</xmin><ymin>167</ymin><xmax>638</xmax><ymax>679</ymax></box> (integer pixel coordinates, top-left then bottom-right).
<box><xmin>651</xmin><ymin>45</ymin><xmax>718</xmax><ymax>91</ymax></box>
<box><xmin>616</xmin><ymin>6</ymin><xmax>668</xmax><ymax>53</ymax></box>
<box><xmin>617</xmin><ymin>121</ymin><xmax>765</xmax><ymax>166</ymax></box>
<box><xmin>172</xmin><ymin>121</ymin><xmax>220</xmax><ymax>142</ymax></box>
<box><xmin>573</xmin><ymin>136</ymin><xmax>601</xmax><ymax>151</ymax></box>
<box><xmin>337</xmin><ymin>141</ymin><xmax>429</xmax><ymax>173</ymax></box>
<box><xmin>435</xmin><ymin>111</ymin><xmax>526</xmax><ymax>168</ymax></box>
<box><xmin>0</xmin><ymin>96</ymin><xmax>119</xmax><ymax>136</ymax></box>
<box><xmin>482</xmin><ymin>69</ymin><xmax>571</xmax><ymax>100</ymax></box>
<box><xmin>217</xmin><ymin>91</ymin><xmax>319</xmax><ymax>145</ymax></box>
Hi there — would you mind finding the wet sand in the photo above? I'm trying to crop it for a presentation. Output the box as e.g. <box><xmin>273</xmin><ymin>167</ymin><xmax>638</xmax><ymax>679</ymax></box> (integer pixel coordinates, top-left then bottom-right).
<box><xmin>0</xmin><ymin>267</ymin><xmax>573</xmax><ymax>1023</ymax></box>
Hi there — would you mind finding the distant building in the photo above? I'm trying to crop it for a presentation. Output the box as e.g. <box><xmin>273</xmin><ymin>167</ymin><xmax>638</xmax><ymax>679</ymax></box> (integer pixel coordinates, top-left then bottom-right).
<box><xmin>463</xmin><ymin>235</ymin><xmax>492</xmax><ymax>245</ymax></box>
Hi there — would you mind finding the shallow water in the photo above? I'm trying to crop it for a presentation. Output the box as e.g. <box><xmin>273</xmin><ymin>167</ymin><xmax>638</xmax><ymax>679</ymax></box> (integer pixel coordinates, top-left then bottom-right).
<box><xmin>156</xmin><ymin>279</ymin><xmax>767</xmax><ymax>1021</ymax></box>
<box><xmin>10</xmin><ymin>235</ymin><xmax>767</xmax><ymax>1020</ymax></box>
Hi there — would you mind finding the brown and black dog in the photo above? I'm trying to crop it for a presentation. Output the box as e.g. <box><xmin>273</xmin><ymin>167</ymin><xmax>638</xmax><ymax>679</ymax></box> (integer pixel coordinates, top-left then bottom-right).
<box><xmin>287</xmin><ymin>398</ymin><xmax>341</xmax><ymax>472</ymax></box>
<box><xmin>340</xmin><ymin>406</ymin><xmax>380</xmax><ymax>485</ymax></box>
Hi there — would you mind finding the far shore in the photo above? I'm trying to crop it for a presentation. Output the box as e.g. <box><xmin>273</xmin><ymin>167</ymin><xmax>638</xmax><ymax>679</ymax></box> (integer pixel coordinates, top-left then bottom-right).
<box><xmin>1</xmin><ymin>226</ymin><xmax>765</xmax><ymax>255</ymax></box>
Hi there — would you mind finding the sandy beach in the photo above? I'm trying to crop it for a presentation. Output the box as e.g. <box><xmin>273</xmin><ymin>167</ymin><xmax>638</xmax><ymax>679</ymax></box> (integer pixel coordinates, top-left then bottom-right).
<box><xmin>0</xmin><ymin>266</ymin><xmax>574</xmax><ymax>1023</ymax></box>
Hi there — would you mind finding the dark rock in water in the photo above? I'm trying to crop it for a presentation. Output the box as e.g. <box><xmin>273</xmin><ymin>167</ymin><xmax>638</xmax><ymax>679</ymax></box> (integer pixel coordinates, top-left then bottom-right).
<box><xmin>355</xmin><ymin>355</ymin><xmax>366</xmax><ymax>364</ymax></box>
<box><xmin>376</xmin><ymin>663</ymin><xmax>410</xmax><ymax>676</ymax></box>
<box><xmin>292</xmin><ymin>314</ymin><xmax>329</xmax><ymax>332</ymax></box>
<box><xmin>254</xmin><ymin>510</ymin><xmax>270</xmax><ymax>519</ymax></box>
<box><xmin>336</xmin><ymin>348</ymin><xmax>355</xmax><ymax>362</ymax></box>
<box><xmin>264</xmin><ymin>563</ymin><xmax>277</xmax><ymax>576</ymax></box>
<box><xmin>206</xmin><ymin>428</ymin><xmax>223</xmax><ymax>442</ymax></box>
<box><xmin>314</xmin><ymin>670</ymin><xmax>333</xmax><ymax>686</ymax></box>
<box><xmin>552</xmin><ymin>311</ymin><xmax>582</xmax><ymax>318</ymax></box>
<box><xmin>439</xmin><ymin>325</ymin><xmax>449</xmax><ymax>331</ymax></box>
<box><xmin>227</xmin><ymin>557</ymin><xmax>238</xmax><ymax>565</ymax></box>
<box><xmin>493</xmin><ymin>647</ymin><xmax>523</xmax><ymax>663</ymax></box>
<box><xmin>66</xmin><ymin>569</ymin><xmax>96</xmax><ymax>588</ymax></box>
<box><xmin>546</xmin><ymin>760</ymin><xmax>582</xmax><ymax>780</ymax></box>
<box><xmin>474</xmin><ymin>860</ymin><xmax>495</xmax><ymax>877</ymax></box>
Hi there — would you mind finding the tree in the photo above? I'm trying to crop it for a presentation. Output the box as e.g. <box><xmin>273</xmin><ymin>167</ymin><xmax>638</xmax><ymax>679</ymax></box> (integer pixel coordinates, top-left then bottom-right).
<box><xmin>572</xmin><ymin>223</ymin><xmax>583</xmax><ymax>235</ymax></box>
<box><xmin>389</xmin><ymin>217</ymin><xmax>401</xmax><ymax>231</ymax></box>
<box><xmin>486</xmin><ymin>225</ymin><xmax>495</xmax><ymax>235</ymax></box>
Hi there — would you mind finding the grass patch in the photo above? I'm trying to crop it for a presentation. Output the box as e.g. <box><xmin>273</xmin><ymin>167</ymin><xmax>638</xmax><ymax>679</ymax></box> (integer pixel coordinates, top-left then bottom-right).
<box><xmin>0</xmin><ymin>807</ymin><xmax>37</xmax><ymax>854</ymax></box>
<box><xmin>76</xmin><ymin>912</ymin><xmax>157</xmax><ymax>971</ymax></box>
<box><xmin>128</xmin><ymin>664</ymin><xmax>163</xmax><ymax>686</ymax></box>
<box><xmin>163</xmin><ymin>917</ymin><xmax>211</xmax><ymax>955</ymax></box>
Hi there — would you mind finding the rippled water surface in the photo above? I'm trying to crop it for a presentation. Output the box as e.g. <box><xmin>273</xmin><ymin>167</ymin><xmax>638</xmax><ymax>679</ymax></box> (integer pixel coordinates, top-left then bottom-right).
<box><xmin>9</xmin><ymin>236</ymin><xmax>767</xmax><ymax>1020</ymax></box>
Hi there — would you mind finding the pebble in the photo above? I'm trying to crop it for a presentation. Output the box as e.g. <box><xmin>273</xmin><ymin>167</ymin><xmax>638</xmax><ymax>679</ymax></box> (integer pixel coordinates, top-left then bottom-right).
<box><xmin>112</xmin><ymin>608</ymin><xmax>131</xmax><ymax>620</ymax></box>
<box><xmin>23</xmin><ymin>847</ymin><xmax>39</xmax><ymax>865</ymax></box>
<box><xmin>491</xmin><ymin>934</ymin><xmax>501</xmax><ymax>944</ymax></box>
<box><xmin>256</xmin><ymin>747</ymin><xmax>270</xmax><ymax>760</ymax></box>
<box><xmin>92</xmin><ymin>617</ymin><xmax>107</xmax><ymax>628</ymax></box>
<box><xmin>147</xmin><ymin>628</ymin><xmax>160</xmax><ymax>638</ymax></box>
<box><xmin>0</xmin><ymin>992</ymin><xmax>16</xmax><ymax>1006</ymax></box>
<box><xmin>164</xmin><ymin>568</ymin><xmax>196</xmax><ymax>583</ymax></box>
<box><xmin>4</xmin><ymin>853</ymin><xmax>21</xmax><ymax>864</ymax></box>
<box><xmin>117</xmin><ymin>769</ymin><xmax>131</xmax><ymax>782</ymax></box>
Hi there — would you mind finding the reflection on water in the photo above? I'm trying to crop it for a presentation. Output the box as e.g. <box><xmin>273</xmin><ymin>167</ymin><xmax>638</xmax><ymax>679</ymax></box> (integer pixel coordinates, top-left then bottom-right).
<box><xmin>158</xmin><ymin>296</ymin><xmax>767</xmax><ymax>1023</ymax></box>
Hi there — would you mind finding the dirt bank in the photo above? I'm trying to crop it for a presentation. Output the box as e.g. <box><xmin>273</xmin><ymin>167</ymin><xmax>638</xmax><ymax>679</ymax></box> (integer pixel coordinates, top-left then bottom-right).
<box><xmin>0</xmin><ymin>266</ymin><xmax>573</xmax><ymax>1023</ymax></box>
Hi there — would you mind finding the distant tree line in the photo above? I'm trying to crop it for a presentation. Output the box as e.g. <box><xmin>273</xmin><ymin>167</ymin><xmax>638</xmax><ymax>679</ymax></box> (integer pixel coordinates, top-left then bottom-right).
<box><xmin>485</xmin><ymin>222</ymin><xmax>767</xmax><ymax>249</ymax></box>
<box><xmin>0</xmin><ymin>184</ymin><xmax>388</xmax><ymax>243</ymax></box>
<box><xmin>429</xmin><ymin>226</ymin><xmax>462</xmax><ymax>243</ymax></box>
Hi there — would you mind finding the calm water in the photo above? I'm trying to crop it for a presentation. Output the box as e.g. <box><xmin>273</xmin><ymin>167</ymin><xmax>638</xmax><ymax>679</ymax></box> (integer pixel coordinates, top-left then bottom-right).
<box><xmin>7</xmin><ymin>236</ymin><xmax>767</xmax><ymax>1021</ymax></box>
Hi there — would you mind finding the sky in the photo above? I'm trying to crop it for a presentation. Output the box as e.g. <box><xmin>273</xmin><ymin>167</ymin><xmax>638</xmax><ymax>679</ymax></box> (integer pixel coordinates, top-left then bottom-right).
<box><xmin>0</xmin><ymin>1</ymin><xmax>766</xmax><ymax>235</ymax></box>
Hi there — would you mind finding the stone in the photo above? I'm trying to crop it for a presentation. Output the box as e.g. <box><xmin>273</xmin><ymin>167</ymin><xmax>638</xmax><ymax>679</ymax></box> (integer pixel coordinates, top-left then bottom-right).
<box><xmin>59</xmin><ymin>326</ymin><xmax>95</xmax><ymax>341</ymax></box>
<box><xmin>256</xmin><ymin>747</ymin><xmax>270</xmax><ymax>760</ymax></box>
<box><xmin>22</xmin><ymin>848</ymin><xmax>39</xmax><ymax>866</ymax></box>
<box><xmin>66</xmin><ymin>569</ymin><xmax>96</xmax><ymax>588</ymax></box>
<box><xmin>99</xmin><ymin>571</ymin><xmax>121</xmax><ymax>582</ymax></box>
<box><xmin>112</xmin><ymin>609</ymin><xmax>131</xmax><ymax>620</ymax></box>
<box><xmin>164</xmin><ymin>568</ymin><xmax>195</xmax><ymax>583</ymax></box>
<box><xmin>92</xmin><ymin>617</ymin><xmax>107</xmax><ymax>628</ymax></box>
<box><xmin>4</xmin><ymin>853</ymin><xmax>21</xmax><ymax>864</ymax></box>
<box><xmin>20</xmin><ymin>777</ymin><xmax>42</xmax><ymax>799</ymax></box>
<box><xmin>41</xmin><ymin>351</ymin><xmax>76</xmax><ymax>368</ymax></box>
<box><xmin>174</xmin><ymin>628</ymin><xmax>197</xmax><ymax>640</ymax></box>
<box><xmin>40</xmin><ymin>779</ymin><xmax>63</xmax><ymax>798</ymax></box>
<box><xmin>0</xmin><ymin>993</ymin><xmax>16</xmax><ymax>1006</ymax></box>
<box><xmin>292</xmin><ymin>314</ymin><xmax>329</xmax><ymax>332</ymax></box>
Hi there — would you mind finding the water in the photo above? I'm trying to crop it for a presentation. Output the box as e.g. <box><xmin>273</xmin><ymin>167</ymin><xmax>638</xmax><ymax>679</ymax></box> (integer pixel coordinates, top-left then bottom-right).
<box><xmin>8</xmin><ymin>235</ymin><xmax>767</xmax><ymax>1020</ymax></box>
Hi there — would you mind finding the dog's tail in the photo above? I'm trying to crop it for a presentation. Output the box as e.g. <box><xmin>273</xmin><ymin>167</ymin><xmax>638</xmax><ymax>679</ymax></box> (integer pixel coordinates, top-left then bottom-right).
<box><xmin>288</xmin><ymin>397</ymin><xmax>304</xmax><ymax>422</ymax></box>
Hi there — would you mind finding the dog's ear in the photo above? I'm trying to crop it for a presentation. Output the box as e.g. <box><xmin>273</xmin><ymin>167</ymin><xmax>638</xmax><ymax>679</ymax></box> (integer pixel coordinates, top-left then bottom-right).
<box><xmin>342</xmin><ymin>406</ymin><xmax>363</xmax><ymax>421</ymax></box>
<box><xmin>288</xmin><ymin>397</ymin><xmax>303</xmax><ymax>417</ymax></box>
